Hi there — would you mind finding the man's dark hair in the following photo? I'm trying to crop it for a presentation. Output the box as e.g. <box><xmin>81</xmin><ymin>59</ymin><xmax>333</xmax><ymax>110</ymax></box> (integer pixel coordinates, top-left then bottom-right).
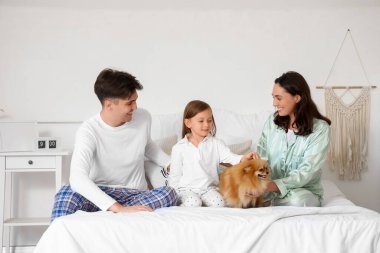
<box><xmin>94</xmin><ymin>68</ymin><xmax>143</xmax><ymax>104</ymax></box>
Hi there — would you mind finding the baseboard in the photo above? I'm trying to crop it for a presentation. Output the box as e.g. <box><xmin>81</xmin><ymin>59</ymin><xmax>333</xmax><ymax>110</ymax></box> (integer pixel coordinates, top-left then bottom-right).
<box><xmin>2</xmin><ymin>246</ymin><xmax>35</xmax><ymax>253</ymax></box>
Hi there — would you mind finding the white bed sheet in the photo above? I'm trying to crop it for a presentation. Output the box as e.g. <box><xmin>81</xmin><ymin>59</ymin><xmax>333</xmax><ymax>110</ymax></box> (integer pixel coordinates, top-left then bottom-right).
<box><xmin>34</xmin><ymin>181</ymin><xmax>380</xmax><ymax>253</ymax></box>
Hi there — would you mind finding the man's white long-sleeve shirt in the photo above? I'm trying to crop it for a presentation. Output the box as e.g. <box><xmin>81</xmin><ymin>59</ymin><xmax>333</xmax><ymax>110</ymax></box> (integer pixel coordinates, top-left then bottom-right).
<box><xmin>169</xmin><ymin>135</ymin><xmax>242</xmax><ymax>191</ymax></box>
<box><xmin>69</xmin><ymin>108</ymin><xmax>170</xmax><ymax>211</ymax></box>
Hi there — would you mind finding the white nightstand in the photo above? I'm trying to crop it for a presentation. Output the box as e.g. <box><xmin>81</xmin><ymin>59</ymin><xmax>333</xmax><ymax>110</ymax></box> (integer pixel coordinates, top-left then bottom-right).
<box><xmin>0</xmin><ymin>151</ymin><xmax>70</xmax><ymax>252</ymax></box>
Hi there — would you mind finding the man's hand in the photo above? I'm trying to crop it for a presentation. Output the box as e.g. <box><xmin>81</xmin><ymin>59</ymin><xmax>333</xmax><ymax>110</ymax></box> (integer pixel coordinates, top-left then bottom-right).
<box><xmin>108</xmin><ymin>202</ymin><xmax>153</xmax><ymax>213</ymax></box>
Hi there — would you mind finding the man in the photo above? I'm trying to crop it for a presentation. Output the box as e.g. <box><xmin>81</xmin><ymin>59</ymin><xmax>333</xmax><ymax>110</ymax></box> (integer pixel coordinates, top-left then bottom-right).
<box><xmin>51</xmin><ymin>68</ymin><xmax>177</xmax><ymax>221</ymax></box>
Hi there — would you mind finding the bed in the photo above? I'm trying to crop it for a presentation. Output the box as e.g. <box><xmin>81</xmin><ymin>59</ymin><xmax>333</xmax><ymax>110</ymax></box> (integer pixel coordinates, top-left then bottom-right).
<box><xmin>34</xmin><ymin>109</ymin><xmax>380</xmax><ymax>253</ymax></box>
<box><xmin>34</xmin><ymin>180</ymin><xmax>380</xmax><ymax>253</ymax></box>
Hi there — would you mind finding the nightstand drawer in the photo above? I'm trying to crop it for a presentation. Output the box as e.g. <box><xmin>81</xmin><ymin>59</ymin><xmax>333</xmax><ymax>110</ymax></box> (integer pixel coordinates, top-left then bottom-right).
<box><xmin>5</xmin><ymin>156</ymin><xmax>56</xmax><ymax>169</ymax></box>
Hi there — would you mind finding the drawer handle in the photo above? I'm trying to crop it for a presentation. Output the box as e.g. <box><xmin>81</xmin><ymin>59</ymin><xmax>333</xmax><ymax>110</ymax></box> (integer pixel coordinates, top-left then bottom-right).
<box><xmin>28</xmin><ymin>160</ymin><xmax>33</xmax><ymax>165</ymax></box>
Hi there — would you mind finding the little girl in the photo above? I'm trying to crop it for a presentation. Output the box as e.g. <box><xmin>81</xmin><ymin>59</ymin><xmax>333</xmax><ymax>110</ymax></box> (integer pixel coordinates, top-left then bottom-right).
<box><xmin>169</xmin><ymin>100</ymin><xmax>255</xmax><ymax>207</ymax></box>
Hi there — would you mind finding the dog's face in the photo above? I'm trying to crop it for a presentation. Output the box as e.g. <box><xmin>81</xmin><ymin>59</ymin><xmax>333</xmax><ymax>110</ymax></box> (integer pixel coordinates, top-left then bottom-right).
<box><xmin>244</xmin><ymin>159</ymin><xmax>271</xmax><ymax>181</ymax></box>
<box><xmin>255</xmin><ymin>163</ymin><xmax>271</xmax><ymax>180</ymax></box>
<box><xmin>220</xmin><ymin>159</ymin><xmax>271</xmax><ymax>208</ymax></box>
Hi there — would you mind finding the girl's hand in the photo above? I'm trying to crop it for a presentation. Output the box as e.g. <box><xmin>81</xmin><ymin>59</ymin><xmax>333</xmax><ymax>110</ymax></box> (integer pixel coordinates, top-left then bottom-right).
<box><xmin>241</xmin><ymin>152</ymin><xmax>260</xmax><ymax>161</ymax></box>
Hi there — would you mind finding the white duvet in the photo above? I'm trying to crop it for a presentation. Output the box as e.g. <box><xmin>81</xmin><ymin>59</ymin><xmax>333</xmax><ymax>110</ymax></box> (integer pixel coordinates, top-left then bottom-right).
<box><xmin>34</xmin><ymin>204</ymin><xmax>380</xmax><ymax>253</ymax></box>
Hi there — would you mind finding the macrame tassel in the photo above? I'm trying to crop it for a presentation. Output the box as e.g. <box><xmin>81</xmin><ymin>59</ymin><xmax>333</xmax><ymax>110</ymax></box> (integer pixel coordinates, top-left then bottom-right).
<box><xmin>325</xmin><ymin>87</ymin><xmax>370</xmax><ymax>180</ymax></box>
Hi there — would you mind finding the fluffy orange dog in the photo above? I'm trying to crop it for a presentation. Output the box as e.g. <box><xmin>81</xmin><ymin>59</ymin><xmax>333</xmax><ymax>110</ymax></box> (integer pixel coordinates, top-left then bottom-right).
<box><xmin>219</xmin><ymin>159</ymin><xmax>271</xmax><ymax>208</ymax></box>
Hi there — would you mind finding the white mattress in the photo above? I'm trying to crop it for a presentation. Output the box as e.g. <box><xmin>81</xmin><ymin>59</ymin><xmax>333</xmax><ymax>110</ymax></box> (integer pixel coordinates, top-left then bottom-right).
<box><xmin>34</xmin><ymin>180</ymin><xmax>380</xmax><ymax>253</ymax></box>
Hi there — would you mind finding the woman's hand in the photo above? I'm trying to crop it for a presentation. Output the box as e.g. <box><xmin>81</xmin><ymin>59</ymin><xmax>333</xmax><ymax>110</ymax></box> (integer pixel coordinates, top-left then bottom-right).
<box><xmin>266</xmin><ymin>181</ymin><xmax>280</xmax><ymax>193</ymax></box>
<box><xmin>241</xmin><ymin>151</ymin><xmax>260</xmax><ymax>161</ymax></box>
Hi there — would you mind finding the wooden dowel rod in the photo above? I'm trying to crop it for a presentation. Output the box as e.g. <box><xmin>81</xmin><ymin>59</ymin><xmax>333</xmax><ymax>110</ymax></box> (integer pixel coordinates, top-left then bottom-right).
<box><xmin>316</xmin><ymin>85</ymin><xmax>377</xmax><ymax>89</ymax></box>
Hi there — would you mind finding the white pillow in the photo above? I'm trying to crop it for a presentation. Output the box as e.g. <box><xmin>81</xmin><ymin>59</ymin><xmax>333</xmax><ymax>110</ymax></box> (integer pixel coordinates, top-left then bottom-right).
<box><xmin>213</xmin><ymin>108</ymin><xmax>272</xmax><ymax>150</ymax></box>
<box><xmin>154</xmin><ymin>135</ymin><xmax>178</xmax><ymax>155</ymax></box>
<box><xmin>321</xmin><ymin>179</ymin><xmax>355</xmax><ymax>207</ymax></box>
<box><xmin>145</xmin><ymin>160</ymin><xmax>169</xmax><ymax>189</ymax></box>
<box><xmin>227</xmin><ymin>140</ymin><xmax>252</xmax><ymax>155</ymax></box>
<box><xmin>145</xmin><ymin>135</ymin><xmax>178</xmax><ymax>189</ymax></box>
<box><xmin>151</xmin><ymin>113</ymin><xmax>182</xmax><ymax>141</ymax></box>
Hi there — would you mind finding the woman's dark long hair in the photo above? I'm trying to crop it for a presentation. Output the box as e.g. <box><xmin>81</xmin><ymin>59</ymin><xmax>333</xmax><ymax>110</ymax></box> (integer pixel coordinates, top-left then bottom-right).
<box><xmin>274</xmin><ymin>71</ymin><xmax>331</xmax><ymax>136</ymax></box>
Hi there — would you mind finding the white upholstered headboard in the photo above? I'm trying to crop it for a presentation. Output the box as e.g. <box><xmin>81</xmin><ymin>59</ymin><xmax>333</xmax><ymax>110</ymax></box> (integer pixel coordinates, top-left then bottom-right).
<box><xmin>151</xmin><ymin>109</ymin><xmax>272</xmax><ymax>151</ymax></box>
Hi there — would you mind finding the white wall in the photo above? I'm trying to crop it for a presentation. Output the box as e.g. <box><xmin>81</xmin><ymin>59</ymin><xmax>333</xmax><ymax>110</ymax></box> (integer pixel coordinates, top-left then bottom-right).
<box><xmin>1</xmin><ymin>0</ymin><xmax>379</xmax><ymax>247</ymax></box>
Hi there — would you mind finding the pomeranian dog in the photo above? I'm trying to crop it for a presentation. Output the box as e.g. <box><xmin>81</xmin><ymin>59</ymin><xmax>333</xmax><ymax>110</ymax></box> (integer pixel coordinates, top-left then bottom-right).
<box><xmin>219</xmin><ymin>159</ymin><xmax>271</xmax><ymax>208</ymax></box>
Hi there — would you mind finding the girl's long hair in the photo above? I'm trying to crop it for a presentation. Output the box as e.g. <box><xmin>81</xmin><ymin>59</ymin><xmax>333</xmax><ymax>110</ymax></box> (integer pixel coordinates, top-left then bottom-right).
<box><xmin>182</xmin><ymin>100</ymin><xmax>216</xmax><ymax>138</ymax></box>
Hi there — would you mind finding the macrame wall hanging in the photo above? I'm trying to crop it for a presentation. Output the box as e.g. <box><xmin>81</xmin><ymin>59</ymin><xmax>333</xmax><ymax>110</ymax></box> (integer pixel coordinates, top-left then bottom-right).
<box><xmin>316</xmin><ymin>29</ymin><xmax>376</xmax><ymax>180</ymax></box>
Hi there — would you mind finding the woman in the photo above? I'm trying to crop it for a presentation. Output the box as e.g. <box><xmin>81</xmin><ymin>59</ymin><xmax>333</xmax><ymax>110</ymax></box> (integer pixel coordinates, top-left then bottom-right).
<box><xmin>257</xmin><ymin>71</ymin><xmax>331</xmax><ymax>207</ymax></box>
